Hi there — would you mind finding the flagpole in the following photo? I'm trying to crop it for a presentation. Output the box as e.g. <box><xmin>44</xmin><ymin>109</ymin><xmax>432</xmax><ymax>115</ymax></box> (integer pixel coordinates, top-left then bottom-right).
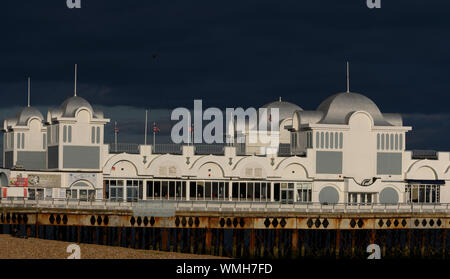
<box><xmin>144</xmin><ymin>110</ymin><xmax>148</xmax><ymax>145</ymax></box>
<box><xmin>114</xmin><ymin>121</ymin><xmax>118</xmax><ymax>152</ymax></box>
<box><xmin>153</xmin><ymin>122</ymin><xmax>156</xmax><ymax>147</ymax></box>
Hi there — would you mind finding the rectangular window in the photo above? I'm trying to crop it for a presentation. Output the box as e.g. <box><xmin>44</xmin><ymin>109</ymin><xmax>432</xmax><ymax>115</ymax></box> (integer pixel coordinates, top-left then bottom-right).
<box><xmin>399</xmin><ymin>134</ymin><xmax>403</xmax><ymax>150</ymax></box>
<box><xmin>189</xmin><ymin>181</ymin><xmax>196</xmax><ymax>199</ymax></box>
<box><xmin>91</xmin><ymin>127</ymin><xmax>95</xmax><ymax>143</ymax></box>
<box><xmin>169</xmin><ymin>181</ymin><xmax>175</xmax><ymax>199</ymax></box>
<box><xmin>377</xmin><ymin>134</ymin><xmax>380</xmax><ymax>150</ymax></box>
<box><xmin>68</xmin><ymin>126</ymin><xmax>72</xmax><ymax>143</ymax></box>
<box><xmin>146</xmin><ymin>181</ymin><xmax>153</xmax><ymax>198</ymax></box>
<box><xmin>232</xmin><ymin>182</ymin><xmax>239</xmax><ymax>200</ymax></box>
<box><xmin>196</xmin><ymin>181</ymin><xmax>204</xmax><ymax>200</ymax></box>
<box><xmin>96</xmin><ymin>127</ymin><xmax>100</xmax><ymax>143</ymax></box>
<box><xmin>320</xmin><ymin>132</ymin><xmax>324</xmax><ymax>148</ymax></box>
<box><xmin>274</xmin><ymin>183</ymin><xmax>280</xmax><ymax>201</ymax></box>
<box><xmin>316</xmin><ymin>132</ymin><xmax>319</xmax><ymax>148</ymax></box>
<box><xmin>239</xmin><ymin>182</ymin><xmax>246</xmax><ymax>200</ymax></box>
<box><xmin>154</xmin><ymin>181</ymin><xmax>161</xmax><ymax>199</ymax></box>
<box><xmin>43</xmin><ymin>134</ymin><xmax>47</xmax><ymax>149</ymax></box>
<box><xmin>22</xmin><ymin>133</ymin><xmax>24</xmax><ymax>149</ymax></box>
<box><xmin>161</xmin><ymin>181</ymin><xmax>168</xmax><ymax>199</ymax></box>
<box><xmin>17</xmin><ymin>133</ymin><xmax>20</xmax><ymax>149</ymax></box>
<box><xmin>212</xmin><ymin>182</ymin><xmax>218</xmax><ymax>199</ymax></box>
<box><xmin>205</xmin><ymin>182</ymin><xmax>212</xmax><ymax>199</ymax></box>
<box><xmin>63</xmin><ymin>126</ymin><xmax>67</xmax><ymax>142</ymax></box>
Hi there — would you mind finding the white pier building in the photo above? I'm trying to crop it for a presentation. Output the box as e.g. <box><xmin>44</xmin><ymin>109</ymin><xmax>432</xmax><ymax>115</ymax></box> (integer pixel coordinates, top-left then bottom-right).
<box><xmin>0</xmin><ymin>68</ymin><xmax>447</xmax><ymax>206</ymax></box>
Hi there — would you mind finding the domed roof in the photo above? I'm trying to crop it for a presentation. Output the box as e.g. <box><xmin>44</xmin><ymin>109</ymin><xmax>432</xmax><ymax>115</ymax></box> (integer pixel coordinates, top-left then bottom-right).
<box><xmin>59</xmin><ymin>96</ymin><xmax>93</xmax><ymax>117</ymax></box>
<box><xmin>316</xmin><ymin>92</ymin><xmax>391</xmax><ymax>126</ymax></box>
<box><xmin>16</xmin><ymin>106</ymin><xmax>44</xmax><ymax>126</ymax></box>
<box><xmin>261</xmin><ymin>98</ymin><xmax>303</xmax><ymax>122</ymax></box>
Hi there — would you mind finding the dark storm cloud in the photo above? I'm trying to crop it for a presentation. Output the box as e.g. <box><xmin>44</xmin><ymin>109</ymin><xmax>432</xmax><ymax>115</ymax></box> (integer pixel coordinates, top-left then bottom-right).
<box><xmin>0</xmin><ymin>0</ymin><xmax>450</xmax><ymax>148</ymax></box>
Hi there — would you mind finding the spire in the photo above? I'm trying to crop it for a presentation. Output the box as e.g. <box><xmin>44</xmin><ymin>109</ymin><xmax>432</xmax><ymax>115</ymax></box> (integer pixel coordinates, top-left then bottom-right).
<box><xmin>74</xmin><ymin>64</ymin><xmax>78</xmax><ymax>97</ymax></box>
<box><xmin>27</xmin><ymin>77</ymin><xmax>30</xmax><ymax>107</ymax></box>
<box><xmin>279</xmin><ymin>96</ymin><xmax>282</xmax><ymax>102</ymax></box>
<box><xmin>346</xmin><ymin>61</ymin><xmax>350</xmax><ymax>93</ymax></box>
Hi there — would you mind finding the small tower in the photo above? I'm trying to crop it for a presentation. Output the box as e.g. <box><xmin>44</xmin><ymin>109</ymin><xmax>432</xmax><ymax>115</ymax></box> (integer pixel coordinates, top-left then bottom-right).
<box><xmin>45</xmin><ymin>65</ymin><xmax>110</xmax><ymax>171</ymax></box>
<box><xmin>2</xmin><ymin>77</ymin><xmax>47</xmax><ymax>170</ymax></box>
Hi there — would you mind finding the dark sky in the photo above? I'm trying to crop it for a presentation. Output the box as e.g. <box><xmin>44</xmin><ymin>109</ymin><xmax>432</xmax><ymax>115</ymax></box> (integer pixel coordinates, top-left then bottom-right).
<box><xmin>1</xmin><ymin>0</ymin><xmax>449</xmax><ymax>149</ymax></box>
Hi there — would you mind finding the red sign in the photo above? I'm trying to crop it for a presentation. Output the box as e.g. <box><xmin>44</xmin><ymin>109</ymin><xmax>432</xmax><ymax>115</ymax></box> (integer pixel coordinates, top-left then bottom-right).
<box><xmin>10</xmin><ymin>177</ymin><xmax>28</xmax><ymax>187</ymax></box>
<box><xmin>2</xmin><ymin>188</ymin><xmax>6</xmax><ymax>198</ymax></box>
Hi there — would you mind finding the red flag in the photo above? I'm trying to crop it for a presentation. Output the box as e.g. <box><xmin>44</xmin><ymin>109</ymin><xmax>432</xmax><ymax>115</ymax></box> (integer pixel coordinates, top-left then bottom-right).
<box><xmin>153</xmin><ymin>125</ymin><xmax>159</xmax><ymax>132</ymax></box>
<box><xmin>114</xmin><ymin>122</ymin><xmax>119</xmax><ymax>133</ymax></box>
<box><xmin>190</xmin><ymin>124</ymin><xmax>194</xmax><ymax>132</ymax></box>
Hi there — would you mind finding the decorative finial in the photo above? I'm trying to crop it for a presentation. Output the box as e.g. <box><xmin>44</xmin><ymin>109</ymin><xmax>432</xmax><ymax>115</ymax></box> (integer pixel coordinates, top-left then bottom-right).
<box><xmin>74</xmin><ymin>64</ymin><xmax>78</xmax><ymax>97</ymax></box>
<box><xmin>27</xmin><ymin>77</ymin><xmax>30</xmax><ymax>107</ymax></box>
<box><xmin>346</xmin><ymin>61</ymin><xmax>350</xmax><ymax>93</ymax></box>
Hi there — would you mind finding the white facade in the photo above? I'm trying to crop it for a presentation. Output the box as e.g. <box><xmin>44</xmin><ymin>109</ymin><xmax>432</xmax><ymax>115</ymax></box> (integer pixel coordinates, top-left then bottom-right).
<box><xmin>0</xmin><ymin>90</ymin><xmax>448</xmax><ymax>206</ymax></box>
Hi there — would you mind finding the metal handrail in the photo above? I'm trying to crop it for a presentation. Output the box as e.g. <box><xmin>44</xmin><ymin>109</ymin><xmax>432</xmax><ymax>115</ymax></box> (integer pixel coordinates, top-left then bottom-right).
<box><xmin>2</xmin><ymin>199</ymin><xmax>450</xmax><ymax>213</ymax></box>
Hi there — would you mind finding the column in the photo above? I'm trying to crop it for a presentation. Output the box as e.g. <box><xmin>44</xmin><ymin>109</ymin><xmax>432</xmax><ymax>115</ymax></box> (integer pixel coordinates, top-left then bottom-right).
<box><xmin>186</xmin><ymin>179</ymin><xmax>190</xmax><ymax>201</ymax></box>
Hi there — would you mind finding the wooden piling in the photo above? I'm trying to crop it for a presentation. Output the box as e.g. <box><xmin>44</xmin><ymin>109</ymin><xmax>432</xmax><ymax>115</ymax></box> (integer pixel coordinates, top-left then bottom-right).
<box><xmin>335</xmin><ymin>229</ymin><xmax>340</xmax><ymax>259</ymax></box>
<box><xmin>291</xmin><ymin>229</ymin><xmax>298</xmax><ymax>258</ymax></box>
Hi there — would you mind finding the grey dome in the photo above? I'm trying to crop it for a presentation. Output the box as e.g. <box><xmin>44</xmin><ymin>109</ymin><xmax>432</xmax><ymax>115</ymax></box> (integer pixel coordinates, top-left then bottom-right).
<box><xmin>261</xmin><ymin>99</ymin><xmax>303</xmax><ymax>122</ymax></box>
<box><xmin>16</xmin><ymin>107</ymin><xmax>44</xmax><ymax>126</ymax></box>
<box><xmin>317</xmin><ymin>92</ymin><xmax>391</xmax><ymax>126</ymax></box>
<box><xmin>60</xmin><ymin>96</ymin><xmax>93</xmax><ymax>117</ymax></box>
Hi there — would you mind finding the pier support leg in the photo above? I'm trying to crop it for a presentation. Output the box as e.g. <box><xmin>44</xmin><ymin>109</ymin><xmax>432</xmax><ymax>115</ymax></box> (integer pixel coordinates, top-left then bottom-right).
<box><xmin>177</xmin><ymin>229</ymin><xmax>182</xmax><ymax>253</ymax></box>
<box><xmin>351</xmin><ymin>230</ymin><xmax>356</xmax><ymax>258</ymax></box>
<box><xmin>291</xmin><ymin>229</ymin><xmax>298</xmax><ymax>259</ymax></box>
<box><xmin>162</xmin><ymin>228</ymin><xmax>168</xmax><ymax>251</ymax></box>
<box><xmin>443</xmin><ymin>229</ymin><xmax>447</xmax><ymax>259</ymax></box>
<box><xmin>274</xmin><ymin>230</ymin><xmax>279</xmax><ymax>259</ymax></box>
<box><xmin>249</xmin><ymin>229</ymin><xmax>256</xmax><ymax>258</ymax></box>
<box><xmin>77</xmin><ymin>226</ymin><xmax>81</xmax><ymax>243</ymax></box>
<box><xmin>232</xmin><ymin>230</ymin><xmax>237</xmax><ymax>258</ymax></box>
<box><xmin>205</xmin><ymin>229</ymin><xmax>212</xmax><ymax>255</ymax></box>
<box><xmin>335</xmin><ymin>230</ymin><xmax>340</xmax><ymax>259</ymax></box>
<box><xmin>219</xmin><ymin>229</ymin><xmax>224</xmax><ymax>257</ymax></box>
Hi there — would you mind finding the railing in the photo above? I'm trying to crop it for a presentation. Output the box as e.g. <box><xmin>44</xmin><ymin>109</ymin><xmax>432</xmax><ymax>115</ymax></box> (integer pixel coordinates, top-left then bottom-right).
<box><xmin>194</xmin><ymin>144</ymin><xmax>225</xmax><ymax>155</ymax></box>
<box><xmin>412</xmin><ymin>150</ymin><xmax>438</xmax><ymax>160</ymax></box>
<box><xmin>152</xmin><ymin>144</ymin><xmax>183</xmax><ymax>155</ymax></box>
<box><xmin>109</xmin><ymin>143</ymin><xmax>140</xmax><ymax>154</ymax></box>
<box><xmin>2</xmin><ymin>199</ymin><xmax>450</xmax><ymax>213</ymax></box>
